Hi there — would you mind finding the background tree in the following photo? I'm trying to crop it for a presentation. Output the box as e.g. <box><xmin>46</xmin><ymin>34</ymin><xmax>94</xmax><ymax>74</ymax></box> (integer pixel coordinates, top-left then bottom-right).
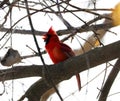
<box><xmin>0</xmin><ymin>0</ymin><xmax>120</xmax><ymax>101</ymax></box>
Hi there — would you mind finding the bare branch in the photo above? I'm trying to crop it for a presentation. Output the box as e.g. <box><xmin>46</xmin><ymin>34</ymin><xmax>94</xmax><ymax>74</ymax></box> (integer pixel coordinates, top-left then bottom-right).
<box><xmin>0</xmin><ymin>40</ymin><xmax>119</xmax><ymax>101</ymax></box>
<box><xmin>0</xmin><ymin>1</ymin><xmax>118</xmax><ymax>101</ymax></box>
<box><xmin>98</xmin><ymin>58</ymin><xmax>120</xmax><ymax>101</ymax></box>
<box><xmin>0</xmin><ymin>22</ymin><xmax>113</xmax><ymax>36</ymax></box>
<box><xmin>18</xmin><ymin>40</ymin><xmax>120</xmax><ymax>101</ymax></box>
<box><xmin>0</xmin><ymin>65</ymin><xmax>42</xmax><ymax>81</ymax></box>
<box><xmin>0</xmin><ymin>40</ymin><xmax>120</xmax><ymax>81</ymax></box>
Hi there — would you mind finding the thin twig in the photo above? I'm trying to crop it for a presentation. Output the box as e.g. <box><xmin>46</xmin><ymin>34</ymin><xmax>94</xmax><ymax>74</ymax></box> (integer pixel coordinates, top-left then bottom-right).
<box><xmin>24</xmin><ymin>0</ymin><xmax>63</xmax><ymax>101</ymax></box>
<box><xmin>98</xmin><ymin>58</ymin><xmax>120</xmax><ymax>101</ymax></box>
<box><xmin>0</xmin><ymin>1</ymin><xmax>62</xmax><ymax>41</ymax></box>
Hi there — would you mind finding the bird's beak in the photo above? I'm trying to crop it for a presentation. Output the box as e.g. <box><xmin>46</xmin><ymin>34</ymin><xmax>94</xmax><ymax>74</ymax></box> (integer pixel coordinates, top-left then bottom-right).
<box><xmin>42</xmin><ymin>34</ymin><xmax>47</xmax><ymax>42</ymax></box>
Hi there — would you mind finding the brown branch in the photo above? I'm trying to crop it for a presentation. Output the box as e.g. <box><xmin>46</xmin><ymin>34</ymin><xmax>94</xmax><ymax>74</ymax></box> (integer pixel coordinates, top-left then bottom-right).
<box><xmin>0</xmin><ymin>22</ymin><xmax>113</xmax><ymax>36</ymax></box>
<box><xmin>98</xmin><ymin>58</ymin><xmax>120</xmax><ymax>101</ymax></box>
<box><xmin>0</xmin><ymin>65</ymin><xmax>42</xmax><ymax>81</ymax></box>
<box><xmin>18</xmin><ymin>40</ymin><xmax>120</xmax><ymax>101</ymax></box>
<box><xmin>1</xmin><ymin>40</ymin><xmax>120</xmax><ymax>82</ymax></box>
<box><xmin>18</xmin><ymin>78</ymin><xmax>51</xmax><ymax>101</ymax></box>
<box><xmin>0</xmin><ymin>27</ymin><xmax>45</xmax><ymax>35</ymax></box>
<box><xmin>0</xmin><ymin>0</ymin><xmax>9</xmax><ymax>8</ymax></box>
<box><xmin>0</xmin><ymin>40</ymin><xmax>119</xmax><ymax>101</ymax></box>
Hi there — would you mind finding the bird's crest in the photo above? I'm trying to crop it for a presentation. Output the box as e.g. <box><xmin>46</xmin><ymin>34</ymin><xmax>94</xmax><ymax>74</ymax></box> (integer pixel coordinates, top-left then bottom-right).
<box><xmin>47</xmin><ymin>26</ymin><xmax>57</xmax><ymax>36</ymax></box>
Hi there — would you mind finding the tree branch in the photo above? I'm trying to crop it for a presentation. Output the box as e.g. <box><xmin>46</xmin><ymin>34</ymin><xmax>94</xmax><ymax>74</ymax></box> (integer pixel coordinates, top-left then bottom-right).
<box><xmin>98</xmin><ymin>58</ymin><xmax>120</xmax><ymax>101</ymax></box>
<box><xmin>1</xmin><ymin>40</ymin><xmax>120</xmax><ymax>82</ymax></box>
<box><xmin>0</xmin><ymin>41</ymin><xmax>120</xmax><ymax>101</ymax></box>
<box><xmin>18</xmin><ymin>40</ymin><xmax>120</xmax><ymax>101</ymax></box>
<box><xmin>0</xmin><ymin>22</ymin><xmax>113</xmax><ymax>36</ymax></box>
<box><xmin>0</xmin><ymin>40</ymin><xmax>120</xmax><ymax>100</ymax></box>
<box><xmin>0</xmin><ymin>65</ymin><xmax>42</xmax><ymax>81</ymax></box>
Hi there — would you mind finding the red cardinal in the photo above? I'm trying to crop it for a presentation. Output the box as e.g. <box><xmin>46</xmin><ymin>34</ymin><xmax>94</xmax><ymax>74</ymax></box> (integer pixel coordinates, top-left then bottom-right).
<box><xmin>42</xmin><ymin>27</ymin><xmax>81</xmax><ymax>90</ymax></box>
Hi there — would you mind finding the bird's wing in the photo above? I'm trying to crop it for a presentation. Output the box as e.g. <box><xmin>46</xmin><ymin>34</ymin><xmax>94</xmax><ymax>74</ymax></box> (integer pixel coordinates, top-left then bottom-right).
<box><xmin>60</xmin><ymin>42</ymin><xmax>75</xmax><ymax>57</ymax></box>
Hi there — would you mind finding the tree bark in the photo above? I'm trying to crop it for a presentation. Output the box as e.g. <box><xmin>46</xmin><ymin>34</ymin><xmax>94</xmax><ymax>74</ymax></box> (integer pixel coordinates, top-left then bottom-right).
<box><xmin>0</xmin><ymin>40</ymin><xmax>120</xmax><ymax>82</ymax></box>
<box><xmin>1</xmin><ymin>40</ymin><xmax>120</xmax><ymax>101</ymax></box>
<box><xmin>98</xmin><ymin>58</ymin><xmax>120</xmax><ymax>101</ymax></box>
<box><xmin>0</xmin><ymin>22</ymin><xmax>112</xmax><ymax>36</ymax></box>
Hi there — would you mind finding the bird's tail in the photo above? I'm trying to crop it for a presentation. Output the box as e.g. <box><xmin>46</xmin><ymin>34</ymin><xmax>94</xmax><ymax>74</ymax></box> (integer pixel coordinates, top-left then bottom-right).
<box><xmin>76</xmin><ymin>74</ymin><xmax>81</xmax><ymax>91</ymax></box>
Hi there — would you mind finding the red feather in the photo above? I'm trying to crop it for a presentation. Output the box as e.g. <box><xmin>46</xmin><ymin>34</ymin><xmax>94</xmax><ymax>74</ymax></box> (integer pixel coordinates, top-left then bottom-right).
<box><xmin>42</xmin><ymin>27</ymin><xmax>81</xmax><ymax>90</ymax></box>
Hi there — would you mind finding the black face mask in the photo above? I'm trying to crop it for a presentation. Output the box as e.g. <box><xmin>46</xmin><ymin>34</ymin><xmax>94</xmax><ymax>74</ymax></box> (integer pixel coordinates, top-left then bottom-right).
<box><xmin>44</xmin><ymin>34</ymin><xmax>51</xmax><ymax>45</ymax></box>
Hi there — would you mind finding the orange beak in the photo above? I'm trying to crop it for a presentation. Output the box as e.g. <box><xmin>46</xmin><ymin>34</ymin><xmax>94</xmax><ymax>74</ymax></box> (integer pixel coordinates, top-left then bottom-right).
<box><xmin>42</xmin><ymin>34</ymin><xmax>47</xmax><ymax>40</ymax></box>
<box><xmin>42</xmin><ymin>34</ymin><xmax>48</xmax><ymax>42</ymax></box>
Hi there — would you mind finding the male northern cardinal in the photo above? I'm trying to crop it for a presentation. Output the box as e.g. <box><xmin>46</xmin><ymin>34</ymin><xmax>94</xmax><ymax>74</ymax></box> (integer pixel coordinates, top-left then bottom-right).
<box><xmin>42</xmin><ymin>27</ymin><xmax>81</xmax><ymax>90</ymax></box>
